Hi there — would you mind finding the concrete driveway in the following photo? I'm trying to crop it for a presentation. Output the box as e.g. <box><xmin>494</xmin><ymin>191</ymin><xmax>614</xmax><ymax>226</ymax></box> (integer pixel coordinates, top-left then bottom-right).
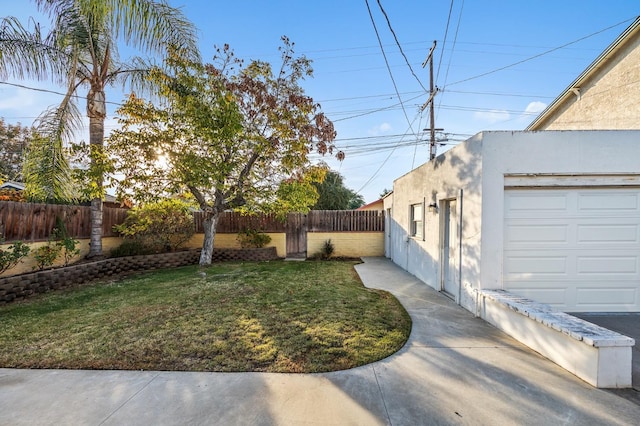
<box><xmin>1</xmin><ymin>257</ymin><xmax>639</xmax><ymax>425</ymax></box>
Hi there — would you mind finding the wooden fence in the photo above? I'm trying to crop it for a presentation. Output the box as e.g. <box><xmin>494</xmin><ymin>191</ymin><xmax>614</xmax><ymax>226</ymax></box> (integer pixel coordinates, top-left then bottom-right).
<box><xmin>0</xmin><ymin>201</ymin><xmax>384</xmax><ymax>242</ymax></box>
<box><xmin>194</xmin><ymin>210</ymin><xmax>385</xmax><ymax>233</ymax></box>
<box><xmin>307</xmin><ymin>210</ymin><xmax>384</xmax><ymax>232</ymax></box>
<box><xmin>193</xmin><ymin>211</ymin><xmax>286</xmax><ymax>233</ymax></box>
<box><xmin>0</xmin><ymin>201</ymin><xmax>128</xmax><ymax>242</ymax></box>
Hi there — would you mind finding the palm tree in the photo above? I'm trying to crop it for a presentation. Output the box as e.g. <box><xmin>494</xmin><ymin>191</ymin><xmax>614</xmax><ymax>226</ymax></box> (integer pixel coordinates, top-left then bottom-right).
<box><xmin>0</xmin><ymin>0</ymin><xmax>199</xmax><ymax>257</ymax></box>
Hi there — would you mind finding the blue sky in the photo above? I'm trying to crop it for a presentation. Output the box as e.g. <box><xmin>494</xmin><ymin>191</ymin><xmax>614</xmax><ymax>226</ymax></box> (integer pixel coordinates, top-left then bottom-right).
<box><xmin>1</xmin><ymin>1</ymin><xmax>638</xmax><ymax>203</ymax></box>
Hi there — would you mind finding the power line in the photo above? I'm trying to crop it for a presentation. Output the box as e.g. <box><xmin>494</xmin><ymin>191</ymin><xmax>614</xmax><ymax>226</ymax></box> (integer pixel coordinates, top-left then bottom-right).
<box><xmin>251</xmin><ymin>37</ymin><xmax>604</xmax><ymax>61</ymax></box>
<box><xmin>353</xmin><ymin>110</ymin><xmax>422</xmax><ymax>195</ymax></box>
<box><xmin>411</xmin><ymin>113</ymin><xmax>425</xmax><ymax>169</ymax></box>
<box><xmin>446</xmin><ymin>17</ymin><xmax>635</xmax><ymax>87</ymax></box>
<box><xmin>443</xmin><ymin>89</ymin><xmax>554</xmax><ymax>99</ymax></box>
<box><xmin>364</xmin><ymin>0</ymin><xmax>417</xmax><ymax>136</ymax></box>
<box><xmin>0</xmin><ymin>81</ymin><xmax>123</xmax><ymax>107</ymax></box>
<box><xmin>1</xmin><ymin>79</ymin><xmax>547</xmax><ymax>126</ymax></box>
<box><xmin>375</xmin><ymin>0</ymin><xmax>427</xmax><ymax>92</ymax></box>
<box><xmin>435</xmin><ymin>0</ymin><xmax>456</xmax><ymax>83</ymax></box>
<box><xmin>317</xmin><ymin>90</ymin><xmax>422</xmax><ymax>103</ymax></box>
<box><xmin>330</xmin><ymin>93</ymin><xmax>424</xmax><ymax>121</ymax></box>
<box><xmin>436</xmin><ymin>0</ymin><xmax>465</xmax><ymax>119</ymax></box>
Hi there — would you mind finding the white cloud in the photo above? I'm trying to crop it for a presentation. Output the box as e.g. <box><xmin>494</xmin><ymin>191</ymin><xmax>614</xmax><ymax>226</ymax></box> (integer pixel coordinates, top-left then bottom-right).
<box><xmin>524</xmin><ymin>101</ymin><xmax>547</xmax><ymax>115</ymax></box>
<box><xmin>368</xmin><ymin>122</ymin><xmax>392</xmax><ymax>136</ymax></box>
<box><xmin>473</xmin><ymin>110</ymin><xmax>510</xmax><ymax>124</ymax></box>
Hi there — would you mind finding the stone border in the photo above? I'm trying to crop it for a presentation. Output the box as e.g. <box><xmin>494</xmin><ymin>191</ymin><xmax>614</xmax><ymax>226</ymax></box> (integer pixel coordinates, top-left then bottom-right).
<box><xmin>0</xmin><ymin>247</ymin><xmax>279</xmax><ymax>304</ymax></box>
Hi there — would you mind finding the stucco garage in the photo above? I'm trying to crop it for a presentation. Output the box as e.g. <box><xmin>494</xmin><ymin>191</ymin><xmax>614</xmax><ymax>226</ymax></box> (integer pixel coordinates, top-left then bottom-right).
<box><xmin>503</xmin><ymin>187</ymin><xmax>640</xmax><ymax>312</ymax></box>
<box><xmin>385</xmin><ymin>130</ymin><xmax>640</xmax><ymax>315</ymax></box>
<box><xmin>384</xmin><ymin>131</ymin><xmax>640</xmax><ymax>387</ymax></box>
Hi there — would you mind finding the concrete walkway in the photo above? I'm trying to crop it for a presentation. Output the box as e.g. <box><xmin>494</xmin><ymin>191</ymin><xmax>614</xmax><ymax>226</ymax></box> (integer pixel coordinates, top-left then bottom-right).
<box><xmin>1</xmin><ymin>257</ymin><xmax>639</xmax><ymax>425</ymax></box>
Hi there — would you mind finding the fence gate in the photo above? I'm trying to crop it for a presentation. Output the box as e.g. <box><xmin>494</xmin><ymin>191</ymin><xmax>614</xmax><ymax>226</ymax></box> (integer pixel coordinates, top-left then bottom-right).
<box><xmin>286</xmin><ymin>213</ymin><xmax>307</xmax><ymax>259</ymax></box>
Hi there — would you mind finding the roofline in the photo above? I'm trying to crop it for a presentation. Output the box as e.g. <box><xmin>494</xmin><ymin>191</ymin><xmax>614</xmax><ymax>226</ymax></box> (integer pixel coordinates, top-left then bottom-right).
<box><xmin>356</xmin><ymin>198</ymin><xmax>384</xmax><ymax>210</ymax></box>
<box><xmin>0</xmin><ymin>180</ymin><xmax>25</xmax><ymax>190</ymax></box>
<box><xmin>526</xmin><ymin>16</ymin><xmax>640</xmax><ymax>130</ymax></box>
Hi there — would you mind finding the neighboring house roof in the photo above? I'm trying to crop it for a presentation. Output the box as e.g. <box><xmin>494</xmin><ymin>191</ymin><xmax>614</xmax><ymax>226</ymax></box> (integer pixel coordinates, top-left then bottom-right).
<box><xmin>0</xmin><ymin>181</ymin><xmax>126</xmax><ymax>206</ymax></box>
<box><xmin>356</xmin><ymin>198</ymin><xmax>384</xmax><ymax>211</ymax></box>
<box><xmin>0</xmin><ymin>181</ymin><xmax>25</xmax><ymax>191</ymax></box>
<box><xmin>527</xmin><ymin>17</ymin><xmax>640</xmax><ymax>130</ymax></box>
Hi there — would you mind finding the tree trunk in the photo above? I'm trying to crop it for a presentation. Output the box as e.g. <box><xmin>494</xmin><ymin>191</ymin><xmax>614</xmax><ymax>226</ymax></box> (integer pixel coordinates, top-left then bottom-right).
<box><xmin>87</xmin><ymin>88</ymin><xmax>106</xmax><ymax>258</ymax></box>
<box><xmin>200</xmin><ymin>211</ymin><xmax>219</xmax><ymax>266</ymax></box>
<box><xmin>89</xmin><ymin>196</ymin><xmax>103</xmax><ymax>257</ymax></box>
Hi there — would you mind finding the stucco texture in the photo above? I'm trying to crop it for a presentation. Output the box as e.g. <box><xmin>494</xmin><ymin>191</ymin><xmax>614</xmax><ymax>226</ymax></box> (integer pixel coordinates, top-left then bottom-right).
<box><xmin>307</xmin><ymin>232</ymin><xmax>384</xmax><ymax>258</ymax></box>
<box><xmin>534</xmin><ymin>34</ymin><xmax>640</xmax><ymax>130</ymax></box>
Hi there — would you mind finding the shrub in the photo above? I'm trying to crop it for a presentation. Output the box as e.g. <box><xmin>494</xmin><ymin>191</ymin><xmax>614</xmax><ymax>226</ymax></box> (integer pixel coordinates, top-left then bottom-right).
<box><xmin>52</xmin><ymin>217</ymin><xmax>80</xmax><ymax>266</ymax></box>
<box><xmin>26</xmin><ymin>217</ymin><xmax>81</xmax><ymax>271</ymax></box>
<box><xmin>0</xmin><ymin>240</ymin><xmax>31</xmax><ymax>274</ymax></box>
<box><xmin>110</xmin><ymin>239</ymin><xmax>153</xmax><ymax>257</ymax></box>
<box><xmin>0</xmin><ymin>188</ymin><xmax>26</xmax><ymax>202</ymax></box>
<box><xmin>113</xmin><ymin>199</ymin><xmax>195</xmax><ymax>253</ymax></box>
<box><xmin>320</xmin><ymin>239</ymin><xmax>334</xmax><ymax>260</ymax></box>
<box><xmin>56</xmin><ymin>235</ymin><xmax>81</xmax><ymax>266</ymax></box>
<box><xmin>237</xmin><ymin>229</ymin><xmax>272</xmax><ymax>248</ymax></box>
<box><xmin>32</xmin><ymin>244</ymin><xmax>61</xmax><ymax>270</ymax></box>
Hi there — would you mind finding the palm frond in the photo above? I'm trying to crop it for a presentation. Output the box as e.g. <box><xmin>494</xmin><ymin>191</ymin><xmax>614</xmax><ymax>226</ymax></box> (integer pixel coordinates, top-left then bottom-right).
<box><xmin>108</xmin><ymin>0</ymin><xmax>200</xmax><ymax>61</ymax></box>
<box><xmin>107</xmin><ymin>56</ymin><xmax>155</xmax><ymax>95</ymax></box>
<box><xmin>34</xmin><ymin>0</ymin><xmax>77</xmax><ymax>20</ymax></box>
<box><xmin>23</xmin><ymin>83</ymin><xmax>82</xmax><ymax>203</ymax></box>
<box><xmin>45</xmin><ymin>2</ymin><xmax>117</xmax><ymax>81</ymax></box>
<box><xmin>35</xmin><ymin>91</ymin><xmax>83</xmax><ymax>144</ymax></box>
<box><xmin>22</xmin><ymin>134</ymin><xmax>75</xmax><ymax>203</ymax></box>
<box><xmin>0</xmin><ymin>16</ymin><xmax>70</xmax><ymax>83</ymax></box>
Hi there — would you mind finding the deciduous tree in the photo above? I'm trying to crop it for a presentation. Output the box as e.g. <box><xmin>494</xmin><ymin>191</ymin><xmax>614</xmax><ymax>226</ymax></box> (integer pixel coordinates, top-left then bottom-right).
<box><xmin>109</xmin><ymin>40</ymin><xmax>341</xmax><ymax>265</ymax></box>
<box><xmin>312</xmin><ymin>171</ymin><xmax>364</xmax><ymax>210</ymax></box>
<box><xmin>0</xmin><ymin>118</ymin><xmax>38</xmax><ymax>183</ymax></box>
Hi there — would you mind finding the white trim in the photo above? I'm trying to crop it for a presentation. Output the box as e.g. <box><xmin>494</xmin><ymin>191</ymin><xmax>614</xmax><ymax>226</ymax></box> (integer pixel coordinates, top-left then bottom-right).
<box><xmin>504</xmin><ymin>173</ymin><xmax>640</xmax><ymax>188</ymax></box>
<box><xmin>409</xmin><ymin>202</ymin><xmax>424</xmax><ymax>239</ymax></box>
<box><xmin>438</xmin><ymin>190</ymin><xmax>463</xmax><ymax>304</ymax></box>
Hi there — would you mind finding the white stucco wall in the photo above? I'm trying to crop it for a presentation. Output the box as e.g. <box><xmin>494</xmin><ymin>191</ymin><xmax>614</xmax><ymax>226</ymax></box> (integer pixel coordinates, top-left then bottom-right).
<box><xmin>387</xmin><ymin>134</ymin><xmax>484</xmax><ymax>312</ymax></box>
<box><xmin>386</xmin><ymin>130</ymin><xmax>640</xmax><ymax>313</ymax></box>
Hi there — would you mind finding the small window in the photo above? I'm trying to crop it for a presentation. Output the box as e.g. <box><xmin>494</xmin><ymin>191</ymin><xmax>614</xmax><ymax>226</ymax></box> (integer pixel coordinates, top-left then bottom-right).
<box><xmin>410</xmin><ymin>203</ymin><xmax>423</xmax><ymax>238</ymax></box>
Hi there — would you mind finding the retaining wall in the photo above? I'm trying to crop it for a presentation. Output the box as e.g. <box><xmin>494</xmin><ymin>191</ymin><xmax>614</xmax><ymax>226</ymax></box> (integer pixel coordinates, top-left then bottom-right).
<box><xmin>0</xmin><ymin>247</ymin><xmax>278</xmax><ymax>305</ymax></box>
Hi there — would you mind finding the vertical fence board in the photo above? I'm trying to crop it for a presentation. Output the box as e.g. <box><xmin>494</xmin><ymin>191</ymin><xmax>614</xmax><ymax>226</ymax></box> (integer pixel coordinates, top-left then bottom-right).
<box><xmin>0</xmin><ymin>201</ymin><xmax>130</xmax><ymax>242</ymax></box>
<box><xmin>1</xmin><ymin>201</ymin><xmax>384</xmax><ymax>243</ymax></box>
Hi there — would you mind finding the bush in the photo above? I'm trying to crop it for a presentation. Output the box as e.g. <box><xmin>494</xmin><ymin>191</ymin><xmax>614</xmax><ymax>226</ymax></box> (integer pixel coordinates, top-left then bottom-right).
<box><xmin>32</xmin><ymin>244</ymin><xmax>61</xmax><ymax>270</ymax></box>
<box><xmin>52</xmin><ymin>217</ymin><xmax>80</xmax><ymax>266</ymax></box>
<box><xmin>23</xmin><ymin>217</ymin><xmax>82</xmax><ymax>271</ymax></box>
<box><xmin>56</xmin><ymin>235</ymin><xmax>80</xmax><ymax>266</ymax></box>
<box><xmin>320</xmin><ymin>239</ymin><xmax>334</xmax><ymax>260</ymax></box>
<box><xmin>0</xmin><ymin>240</ymin><xmax>30</xmax><ymax>274</ymax></box>
<box><xmin>0</xmin><ymin>188</ymin><xmax>26</xmax><ymax>202</ymax></box>
<box><xmin>113</xmin><ymin>199</ymin><xmax>195</xmax><ymax>253</ymax></box>
<box><xmin>237</xmin><ymin>229</ymin><xmax>272</xmax><ymax>248</ymax></box>
<box><xmin>110</xmin><ymin>239</ymin><xmax>153</xmax><ymax>258</ymax></box>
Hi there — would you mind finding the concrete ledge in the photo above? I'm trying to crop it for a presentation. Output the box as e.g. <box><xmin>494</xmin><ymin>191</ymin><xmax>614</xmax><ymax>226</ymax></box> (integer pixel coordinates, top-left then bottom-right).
<box><xmin>480</xmin><ymin>289</ymin><xmax>635</xmax><ymax>388</ymax></box>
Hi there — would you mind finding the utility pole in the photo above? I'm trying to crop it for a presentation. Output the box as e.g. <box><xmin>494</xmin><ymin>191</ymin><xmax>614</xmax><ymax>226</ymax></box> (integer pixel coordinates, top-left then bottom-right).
<box><xmin>421</xmin><ymin>40</ymin><xmax>439</xmax><ymax>160</ymax></box>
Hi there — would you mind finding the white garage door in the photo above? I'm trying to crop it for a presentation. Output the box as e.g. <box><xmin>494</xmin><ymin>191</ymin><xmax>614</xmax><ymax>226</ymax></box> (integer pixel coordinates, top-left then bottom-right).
<box><xmin>503</xmin><ymin>188</ymin><xmax>640</xmax><ymax>312</ymax></box>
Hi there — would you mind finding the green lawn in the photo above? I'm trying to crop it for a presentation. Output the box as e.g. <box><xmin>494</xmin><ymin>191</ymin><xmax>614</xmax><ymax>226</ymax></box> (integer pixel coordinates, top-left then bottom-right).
<box><xmin>0</xmin><ymin>260</ymin><xmax>411</xmax><ymax>373</ymax></box>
